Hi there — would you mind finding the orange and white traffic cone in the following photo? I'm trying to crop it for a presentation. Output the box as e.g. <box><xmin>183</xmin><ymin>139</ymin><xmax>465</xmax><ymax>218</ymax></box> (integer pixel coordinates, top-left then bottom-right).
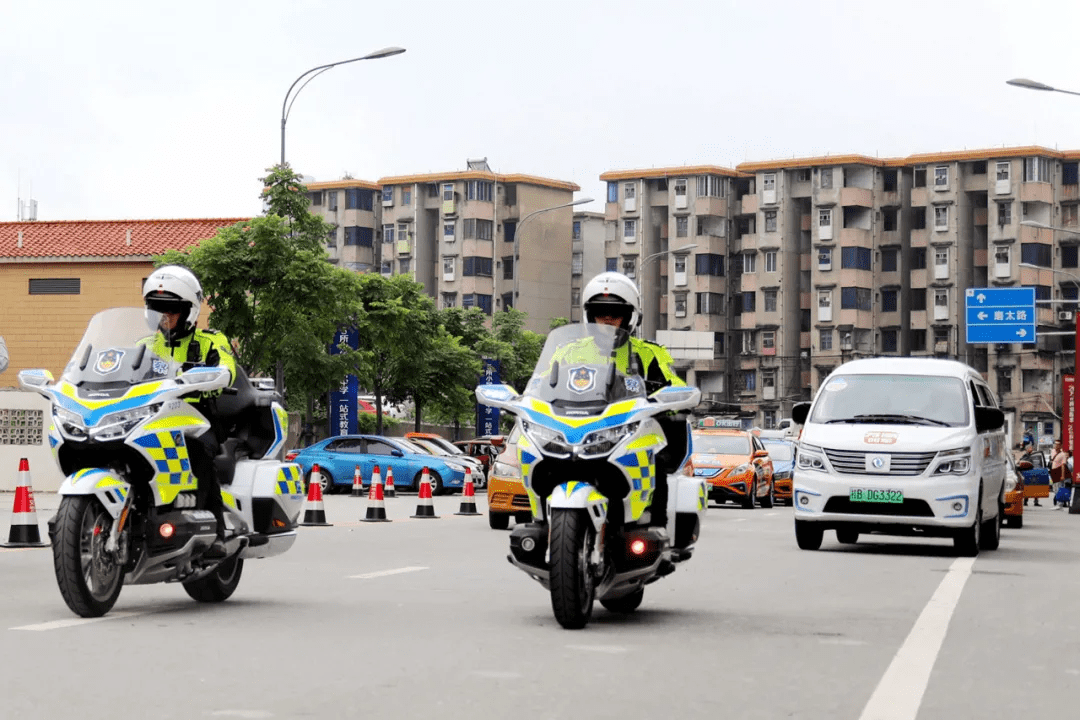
<box><xmin>411</xmin><ymin>467</ymin><xmax>440</xmax><ymax>519</ymax></box>
<box><xmin>300</xmin><ymin>464</ymin><xmax>332</xmax><ymax>527</ymax></box>
<box><xmin>1</xmin><ymin>458</ymin><xmax>49</xmax><ymax>548</ymax></box>
<box><xmin>384</xmin><ymin>466</ymin><xmax>396</xmax><ymax>498</ymax></box>
<box><xmin>351</xmin><ymin>465</ymin><xmax>364</xmax><ymax>497</ymax></box>
<box><xmin>360</xmin><ymin>466</ymin><xmax>391</xmax><ymax>523</ymax></box>
<box><xmin>455</xmin><ymin>466</ymin><xmax>481</xmax><ymax>516</ymax></box>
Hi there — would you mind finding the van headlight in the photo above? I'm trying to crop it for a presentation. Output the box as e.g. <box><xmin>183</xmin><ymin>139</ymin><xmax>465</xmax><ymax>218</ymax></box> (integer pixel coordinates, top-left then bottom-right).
<box><xmin>581</xmin><ymin>422</ymin><xmax>639</xmax><ymax>457</ymax></box>
<box><xmin>90</xmin><ymin>404</ymin><xmax>160</xmax><ymax>441</ymax></box>
<box><xmin>933</xmin><ymin>447</ymin><xmax>971</xmax><ymax>476</ymax></box>
<box><xmin>521</xmin><ymin>420</ymin><xmax>570</xmax><ymax>457</ymax></box>
<box><xmin>796</xmin><ymin>444</ymin><xmax>827</xmax><ymax>471</ymax></box>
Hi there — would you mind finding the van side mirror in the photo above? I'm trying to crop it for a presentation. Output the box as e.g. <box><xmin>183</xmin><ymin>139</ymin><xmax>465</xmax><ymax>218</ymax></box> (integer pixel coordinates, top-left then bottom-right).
<box><xmin>974</xmin><ymin>406</ymin><xmax>1005</xmax><ymax>432</ymax></box>
<box><xmin>792</xmin><ymin>402</ymin><xmax>811</xmax><ymax>425</ymax></box>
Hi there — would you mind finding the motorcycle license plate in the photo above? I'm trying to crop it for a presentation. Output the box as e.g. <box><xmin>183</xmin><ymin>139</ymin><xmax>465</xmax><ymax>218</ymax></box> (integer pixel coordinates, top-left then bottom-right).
<box><xmin>850</xmin><ymin>488</ymin><xmax>903</xmax><ymax>503</ymax></box>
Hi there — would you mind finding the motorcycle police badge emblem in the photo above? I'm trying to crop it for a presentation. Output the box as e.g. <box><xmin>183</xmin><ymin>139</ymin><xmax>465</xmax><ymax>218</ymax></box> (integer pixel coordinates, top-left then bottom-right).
<box><xmin>94</xmin><ymin>349</ymin><xmax>125</xmax><ymax>375</ymax></box>
<box><xmin>567</xmin><ymin>366</ymin><xmax>596</xmax><ymax>394</ymax></box>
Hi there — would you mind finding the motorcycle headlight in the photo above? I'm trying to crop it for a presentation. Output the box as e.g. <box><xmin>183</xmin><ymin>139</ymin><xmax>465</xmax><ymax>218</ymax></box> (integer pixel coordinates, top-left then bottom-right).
<box><xmin>493</xmin><ymin>461</ymin><xmax>522</xmax><ymax>479</ymax></box>
<box><xmin>581</xmin><ymin>422</ymin><xmax>639</xmax><ymax>458</ymax></box>
<box><xmin>90</xmin><ymin>404</ymin><xmax>161</xmax><ymax>441</ymax></box>
<box><xmin>54</xmin><ymin>406</ymin><xmax>87</xmax><ymax>439</ymax></box>
<box><xmin>521</xmin><ymin>420</ymin><xmax>571</xmax><ymax>457</ymax></box>
<box><xmin>796</xmin><ymin>444</ymin><xmax>827</xmax><ymax>471</ymax></box>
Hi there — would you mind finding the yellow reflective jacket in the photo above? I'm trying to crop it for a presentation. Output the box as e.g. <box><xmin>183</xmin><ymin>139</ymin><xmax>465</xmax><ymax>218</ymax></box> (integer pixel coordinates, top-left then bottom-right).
<box><xmin>144</xmin><ymin>329</ymin><xmax>237</xmax><ymax>399</ymax></box>
<box><xmin>549</xmin><ymin>336</ymin><xmax>685</xmax><ymax>391</ymax></box>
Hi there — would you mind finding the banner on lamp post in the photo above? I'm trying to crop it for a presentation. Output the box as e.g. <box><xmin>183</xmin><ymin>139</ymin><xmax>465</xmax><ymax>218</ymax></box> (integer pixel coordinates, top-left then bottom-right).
<box><xmin>477</xmin><ymin>358</ymin><xmax>501</xmax><ymax>437</ymax></box>
<box><xmin>328</xmin><ymin>327</ymin><xmax>359</xmax><ymax>437</ymax></box>
<box><xmin>1065</xmin><ymin>375</ymin><xmax>1075</xmax><ymax>482</ymax></box>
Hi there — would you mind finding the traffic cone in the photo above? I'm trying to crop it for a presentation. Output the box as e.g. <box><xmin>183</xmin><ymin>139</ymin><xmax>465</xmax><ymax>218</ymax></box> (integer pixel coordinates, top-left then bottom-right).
<box><xmin>384</xmin><ymin>466</ymin><xmax>396</xmax><ymax>498</ymax></box>
<box><xmin>411</xmin><ymin>467</ymin><xmax>440</xmax><ymax>519</ymax></box>
<box><xmin>455</xmin><ymin>466</ymin><xmax>481</xmax><ymax>516</ymax></box>
<box><xmin>1</xmin><ymin>458</ymin><xmax>49</xmax><ymax>548</ymax></box>
<box><xmin>360</xmin><ymin>466</ymin><xmax>391</xmax><ymax>523</ymax></box>
<box><xmin>351</xmin><ymin>465</ymin><xmax>364</xmax><ymax>497</ymax></box>
<box><xmin>300</xmin><ymin>464</ymin><xmax>332</xmax><ymax>526</ymax></box>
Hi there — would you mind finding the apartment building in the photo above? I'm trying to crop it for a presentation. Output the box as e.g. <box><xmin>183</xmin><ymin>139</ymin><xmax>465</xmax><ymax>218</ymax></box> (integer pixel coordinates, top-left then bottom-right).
<box><xmin>604</xmin><ymin>146</ymin><xmax>1080</xmax><ymax>445</ymax></box>
<box><xmin>303</xmin><ymin>178</ymin><xmax>382</xmax><ymax>273</ymax></box>
<box><xmin>571</xmin><ymin>211</ymin><xmax>607</xmax><ymax>322</ymax></box>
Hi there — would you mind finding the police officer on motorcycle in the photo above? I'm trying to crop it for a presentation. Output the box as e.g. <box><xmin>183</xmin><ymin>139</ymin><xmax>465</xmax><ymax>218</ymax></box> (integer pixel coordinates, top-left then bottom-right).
<box><xmin>581</xmin><ymin>271</ymin><xmax>690</xmax><ymax>528</ymax></box>
<box><xmin>143</xmin><ymin>266</ymin><xmax>236</xmax><ymax>559</ymax></box>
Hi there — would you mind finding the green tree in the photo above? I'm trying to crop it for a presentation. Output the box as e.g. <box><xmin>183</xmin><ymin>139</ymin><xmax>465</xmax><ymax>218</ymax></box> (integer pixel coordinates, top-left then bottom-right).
<box><xmin>549</xmin><ymin>316</ymin><xmax>571</xmax><ymax>330</ymax></box>
<box><xmin>405</xmin><ymin>326</ymin><xmax>481</xmax><ymax>433</ymax></box>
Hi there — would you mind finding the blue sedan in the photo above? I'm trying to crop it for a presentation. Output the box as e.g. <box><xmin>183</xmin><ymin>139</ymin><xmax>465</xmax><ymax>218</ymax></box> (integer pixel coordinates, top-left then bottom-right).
<box><xmin>287</xmin><ymin>435</ymin><xmax>469</xmax><ymax>495</ymax></box>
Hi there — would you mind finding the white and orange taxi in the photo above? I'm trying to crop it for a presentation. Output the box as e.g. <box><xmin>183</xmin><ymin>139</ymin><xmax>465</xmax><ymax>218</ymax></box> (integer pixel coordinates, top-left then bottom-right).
<box><xmin>691</xmin><ymin>418</ymin><xmax>774</xmax><ymax>509</ymax></box>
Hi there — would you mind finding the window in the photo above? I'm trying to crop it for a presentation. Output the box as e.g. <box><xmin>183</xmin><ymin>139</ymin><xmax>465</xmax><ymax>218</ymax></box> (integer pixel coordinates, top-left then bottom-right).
<box><xmin>883</xmin><ymin>169</ymin><xmax>898</xmax><ymax>192</ymax></box>
<box><xmin>695</xmin><ymin>253</ymin><xmax>724</xmax><ymax>277</ymax></box>
<box><xmin>818</xmin><ymin>290</ymin><xmax>832</xmax><ymax>321</ymax></box>
<box><xmin>674</xmin><ymin>255</ymin><xmax>687</xmax><ymax>283</ymax></box>
<box><xmin>763</xmin><ymin>174</ymin><xmax>776</xmax><ymax>192</ymax></box>
<box><xmin>997</xmin><ymin>368</ymin><xmax>1012</xmax><ymax>394</ymax></box>
<box><xmin>623</xmin><ymin>182</ymin><xmax>636</xmax><ymax>201</ymax></box>
<box><xmin>676</xmin><ymin>216</ymin><xmax>688</xmax><ymax>237</ymax></box>
<box><xmin>881</xmin><ymin>247</ymin><xmax>898</xmax><ymax>272</ymax></box>
<box><xmin>571</xmin><ymin>252</ymin><xmax>583</xmax><ymax>276</ymax></box>
<box><xmin>441</xmin><ymin>293</ymin><xmax>456</xmax><ymax>309</ymax></box>
<box><xmin>764</xmin><ymin>210</ymin><xmax>777</xmax><ymax>232</ymax></box>
<box><xmin>840</xmin><ymin>287</ymin><xmax>871</xmax><ymax>311</ymax></box>
<box><xmin>674</xmin><ymin>178</ymin><xmax>688</xmax><ymax>199</ymax></box>
<box><xmin>818</xmin><ymin>208</ymin><xmax>832</xmax><ymax>228</ymax></box>
<box><xmin>743</xmin><ymin>253</ymin><xmax>757</xmax><ymax>273</ymax></box>
<box><xmin>326</xmin><ymin>225</ymin><xmax>338</xmax><ymax>245</ymax></box>
<box><xmin>463</xmin><ymin>256</ymin><xmax>493</xmax><ymax>276</ymax></box>
<box><xmin>382</xmin><ymin>187</ymin><xmax>394</xmax><ymax>205</ymax></box>
<box><xmin>1063</xmin><ymin>245</ymin><xmax>1079</xmax><ymax>269</ymax></box>
<box><xmin>1065</xmin><ymin>162</ymin><xmax>1080</xmax><ymax>186</ymax></box>
<box><xmin>742</xmin><ymin>291</ymin><xmax>756</xmax><ymax>312</ymax></box>
<box><xmin>572</xmin><ymin>221</ymin><xmax>581</xmax><ymax>240</ymax></box>
<box><xmin>935</xmin><ymin>288</ymin><xmax>949</xmax><ymax>309</ymax></box>
<box><xmin>428</xmin><ymin>183</ymin><xmax>439</xmax><ymax>198</ymax></box>
<box><xmin>402</xmin><ymin>188</ymin><xmax>411</xmax><ymax>206</ymax></box>
<box><xmin>571</xmin><ymin>288</ymin><xmax>581</xmax><ymax>307</ymax></box>
<box><xmin>397</xmin><ymin>223</ymin><xmax>409</xmax><ymax>244</ymax></box>
<box><xmin>442</xmin><ymin>256</ymin><xmax>456</xmax><ymax>281</ymax></box>
<box><xmin>881</xmin><ymin>288</ymin><xmax>898</xmax><ymax>312</ymax></box>
<box><xmin>1021</xmin><ymin>243</ymin><xmax>1052</xmax><ymax>267</ymax></box>
<box><xmin>882</xmin><ymin>329</ymin><xmax>898</xmax><ymax>353</ymax></box>
<box><xmin>1023</xmin><ymin>157</ymin><xmax>1051</xmax><ymax>183</ymax></box>
<box><xmin>442</xmin><ymin>183</ymin><xmax>454</xmax><ymax>202</ymax></box>
<box><xmin>762</xmin><ymin>331</ymin><xmax>775</xmax><ymax>354</ymax></box>
<box><xmin>913</xmin><ymin>167</ymin><xmax>926</xmax><ymax>188</ymax></box>
<box><xmin>309</xmin><ymin>191</ymin><xmax>323</xmax><ymax>206</ymax></box>
<box><xmin>911</xmin><ymin>289</ymin><xmax>927</xmax><ymax>311</ymax></box>
<box><xmin>934</xmin><ymin>206</ymin><xmax>949</xmax><ymax>230</ymax></box>
<box><xmin>463</xmin><ymin>293</ymin><xmax>493</xmax><ymax>315</ymax></box>
<box><xmin>883</xmin><ymin>208</ymin><xmax>897</xmax><ymax>231</ymax></box>
<box><xmin>675</xmin><ymin>293</ymin><xmax>688</xmax><ymax>317</ymax></box>
<box><xmin>820</xmin><ymin>168</ymin><xmax>833</xmax><ymax>189</ymax></box>
<box><xmin>765</xmin><ymin>251</ymin><xmax>777</xmax><ymax>272</ymax></box>
<box><xmin>764</xmin><ymin>289</ymin><xmax>777</xmax><ymax>312</ymax></box>
<box><xmin>623</xmin><ymin>219</ymin><xmax>637</xmax><ymax>240</ymax></box>
<box><xmin>819</xmin><ymin>328</ymin><xmax>833</xmax><ymax>351</ymax></box>
<box><xmin>818</xmin><ymin>247</ymin><xmax>832</xmax><ymax>271</ymax></box>
<box><xmin>326</xmin><ymin>191</ymin><xmax>338</xmax><ymax>211</ymax></box>
<box><xmin>607</xmin><ymin>182</ymin><xmax>618</xmax><ymax>203</ymax></box>
<box><xmin>622</xmin><ymin>256</ymin><xmax>637</xmax><ymax>279</ymax></box>
<box><xmin>840</xmin><ymin>246</ymin><xmax>872</xmax><ymax>270</ymax></box>
<box><xmin>696</xmin><ymin>292</ymin><xmax>723</xmax><ymax>315</ymax></box>
<box><xmin>29</xmin><ymin>278</ymin><xmax>80</xmax><ymax>294</ymax></box>
<box><xmin>1064</xmin><ymin>204</ymin><xmax>1079</xmax><ymax>228</ymax></box>
<box><xmin>742</xmin><ymin>371</ymin><xmax>756</xmax><ymax>391</ymax></box>
<box><xmin>997</xmin><ymin>162</ymin><xmax>1011</xmax><ymax>183</ymax></box>
<box><xmin>998</xmin><ymin>202</ymin><xmax>1012</xmax><ymax>226</ymax></box>
<box><xmin>911</xmin><ymin>330</ymin><xmax>926</xmax><ymax>352</ymax></box>
<box><xmin>346</xmin><ymin>188</ymin><xmax>374</xmax><ymax>210</ymax></box>
<box><xmin>380</xmin><ymin>261</ymin><xmax>392</xmax><ymax>275</ymax></box>
<box><xmin>502</xmin><ymin>255</ymin><xmax>514</xmax><ymax>280</ymax></box>
<box><xmin>382</xmin><ymin>224</ymin><xmax>394</xmax><ymax>243</ymax></box>
<box><xmin>466</xmin><ymin>181</ymin><xmax>494</xmax><ymax>202</ymax></box>
<box><xmin>797</xmin><ymin>169</ymin><xmax>812</xmax><ymax>182</ymax></box>
<box><xmin>504</xmin><ymin>221</ymin><xmax>516</xmax><ymax>243</ymax></box>
<box><xmin>344</xmin><ymin>226</ymin><xmax>373</xmax><ymax>247</ymax></box>
<box><xmin>502</xmin><ymin>292</ymin><xmax>514</xmax><ymax>311</ymax></box>
<box><xmin>398</xmin><ymin>258</ymin><xmax>410</xmax><ymax>274</ymax></box>
<box><xmin>606</xmin><ymin>258</ymin><xmax>617</xmax><ymax>272</ymax></box>
<box><xmin>444</xmin><ymin>222</ymin><xmax>456</xmax><ymax>242</ymax></box>
<box><xmin>995</xmin><ymin>245</ymin><xmax>1010</xmax><ymax>267</ymax></box>
<box><xmin>696</xmin><ymin>175</ymin><xmax>724</xmax><ymax>197</ymax></box>
<box><xmin>463</xmin><ymin>219</ymin><xmax>494</xmax><ymax>240</ymax></box>
<box><xmin>934</xmin><ymin>165</ymin><xmax>949</xmax><ymax>188</ymax></box>
<box><xmin>911</xmin><ymin>248</ymin><xmax>927</xmax><ymax>269</ymax></box>
<box><xmin>911</xmin><ymin>208</ymin><xmax>927</xmax><ymax>230</ymax></box>
<box><xmin>742</xmin><ymin>331</ymin><xmax>754</xmax><ymax>354</ymax></box>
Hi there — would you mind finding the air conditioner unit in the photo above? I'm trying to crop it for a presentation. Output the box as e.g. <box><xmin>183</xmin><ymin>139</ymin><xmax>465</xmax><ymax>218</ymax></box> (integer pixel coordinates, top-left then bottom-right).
<box><xmin>1059</xmin><ymin>310</ymin><xmax>1075</xmax><ymax>322</ymax></box>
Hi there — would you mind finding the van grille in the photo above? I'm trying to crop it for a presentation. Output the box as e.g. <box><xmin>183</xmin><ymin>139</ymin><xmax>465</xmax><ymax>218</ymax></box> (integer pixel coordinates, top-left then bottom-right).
<box><xmin>823</xmin><ymin>449</ymin><xmax>936</xmax><ymax>476</ymax></box>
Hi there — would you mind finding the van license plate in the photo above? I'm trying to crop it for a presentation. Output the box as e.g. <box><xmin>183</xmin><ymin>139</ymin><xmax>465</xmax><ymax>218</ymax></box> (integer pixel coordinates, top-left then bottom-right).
<box><xmin>850</xmin><ymin>488</ymin><xmax>903</xmax><ymax>503</ymax></box>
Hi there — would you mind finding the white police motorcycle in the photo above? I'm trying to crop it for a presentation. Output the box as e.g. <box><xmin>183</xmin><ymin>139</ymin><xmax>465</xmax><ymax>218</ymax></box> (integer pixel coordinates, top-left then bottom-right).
<box><xmin>18</xmin><ymin>308</ymin><xmax>305</xmax><ymax>618</ymax></box>
<box><xmin>476</xmin><ymin>323</ymin><xmax>705</xmax><ymax>629</ymax></box>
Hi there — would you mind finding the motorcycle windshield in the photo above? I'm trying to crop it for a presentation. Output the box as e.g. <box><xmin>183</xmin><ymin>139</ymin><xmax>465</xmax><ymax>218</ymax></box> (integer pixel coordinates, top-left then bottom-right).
<box><xmin>524</xmin><ymin>323</ymin><xmax>647</xmax><ymax>411</ymax></box>
<box><xmin>61</xmin><ymin>307</ymin><xmax>181</xmax><ymax>389</ymax></box>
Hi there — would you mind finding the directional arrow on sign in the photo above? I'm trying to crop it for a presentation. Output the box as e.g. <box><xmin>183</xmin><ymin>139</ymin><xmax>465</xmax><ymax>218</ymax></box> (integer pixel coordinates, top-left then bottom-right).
<box><xmin>978</xmin><ymin>311</ymin><xmax>988</xmax><ymax>320</ymax></box>
<box><xmin>1018</xmin><ymin>329</ymin><xmax>1028</xmax><ymax>338</ymax></box>
<box><xmin>977</xmin><ymin>293</ymin><xmax>986</xmax><ymax>302</ymax></box>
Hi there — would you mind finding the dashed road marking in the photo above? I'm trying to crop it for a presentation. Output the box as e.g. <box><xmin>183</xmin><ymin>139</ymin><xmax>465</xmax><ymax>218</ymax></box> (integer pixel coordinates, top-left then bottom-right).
<box><xmin>348</xmin><ymin>566</ymin><xmax>428</xmax><ymax>580</ymax></box>
<box><xmin>12</xmin><ymin>610</ymin><xmax>148</xmax><ymax>632</ymax></box>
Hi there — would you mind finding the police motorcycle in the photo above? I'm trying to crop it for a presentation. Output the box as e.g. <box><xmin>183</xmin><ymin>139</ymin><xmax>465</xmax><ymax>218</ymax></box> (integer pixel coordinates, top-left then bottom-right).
<box><xmin>475</xmin><ymin>323</ymin><xmax>705</xmax><ymax>629</ymax></box>
<box><xmin>18</xmin><ymin>308</ymin><xmax>305</xmax><ymax>618</ymax></box>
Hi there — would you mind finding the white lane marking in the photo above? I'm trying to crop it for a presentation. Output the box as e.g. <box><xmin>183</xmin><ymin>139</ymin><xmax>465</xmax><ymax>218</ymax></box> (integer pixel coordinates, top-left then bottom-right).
<box><xmin>210</xmin><ymin>712</ymin><xmax>273</xmax><ymax>719</ymax></box>
<box><xmin>348</xmin><ymin>565</ymin><xmax>428</xmax><ymax>580</ymax></box>
<box><xmin>858</xmin><ymin>557</ymin><xmax>975</xmax><ymax>720</ymax></box>
<box><xmin>471</xmin><ymin>670</ymin><xmax>523</xmax><ymax>679</ymax></box>
<box><xmin>11</xmin><ymin>611</ymin><xmax>146</xmax><ymax>631</ymax></box>
<box><xmin>566</xmin><ymin>644</ymin><xmax>628</xmax><ymax>654</ymax></box>
<box><xmin>733</xmin><ymin>518</ymin><xmax>748</xmax><ymax>523</ymax></box>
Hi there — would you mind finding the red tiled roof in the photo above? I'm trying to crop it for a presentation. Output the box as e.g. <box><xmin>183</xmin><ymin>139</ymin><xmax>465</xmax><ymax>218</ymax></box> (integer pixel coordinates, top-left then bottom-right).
<box><xmin>0</xmin><ymin>218</ymin><xmax>250</xmax><ymax>260</ymax></box>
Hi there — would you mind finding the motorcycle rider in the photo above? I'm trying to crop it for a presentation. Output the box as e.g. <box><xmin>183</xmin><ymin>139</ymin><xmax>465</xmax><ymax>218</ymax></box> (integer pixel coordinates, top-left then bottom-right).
<box><xmin>576</xmin><ymin>271</ymin><xmax>690</xmax><ymax>529</ymax></box>
<box><xmin>142</xmin><ymin>266</ymin><xmax>236</xmax><ymax>559</ymax></box>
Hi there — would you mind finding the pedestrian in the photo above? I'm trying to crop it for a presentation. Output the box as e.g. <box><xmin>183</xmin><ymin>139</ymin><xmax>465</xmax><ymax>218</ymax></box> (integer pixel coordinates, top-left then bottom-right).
<box><xmin>1051</xmin><ymin>441</ymin><xmax>1067</xmax><ymax>507</ymax></box>
<box><xmin>0</xmin><ymin>334</ymin><xmax>7</xmax><ymax>374</ymax></box>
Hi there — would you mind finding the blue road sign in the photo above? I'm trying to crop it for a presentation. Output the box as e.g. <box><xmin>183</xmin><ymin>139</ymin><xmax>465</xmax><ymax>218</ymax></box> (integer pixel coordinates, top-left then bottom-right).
<box><xmin>965</xmin><ymin>287</ymin><xmax>1036</xmax><ymax>344</ymax></box>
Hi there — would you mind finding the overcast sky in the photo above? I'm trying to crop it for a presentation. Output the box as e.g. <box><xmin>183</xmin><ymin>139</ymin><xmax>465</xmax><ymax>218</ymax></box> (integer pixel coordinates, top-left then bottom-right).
<box><xmin>4</xmin><ymin>0</ymin><xmax>1080</xmax><ymax>222</ymax></box>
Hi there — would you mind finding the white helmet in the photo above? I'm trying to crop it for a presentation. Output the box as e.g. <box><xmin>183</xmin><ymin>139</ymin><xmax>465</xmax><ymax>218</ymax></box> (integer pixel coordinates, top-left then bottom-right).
<box><xmin>143</xmin><ymin>265</ymin><xmax>204</xmax><ymax>336</ymax></box>
<box><xmin>582</xmin><ymin>271</ymin><xmax>641</xmax><ymax>330</ymax></box>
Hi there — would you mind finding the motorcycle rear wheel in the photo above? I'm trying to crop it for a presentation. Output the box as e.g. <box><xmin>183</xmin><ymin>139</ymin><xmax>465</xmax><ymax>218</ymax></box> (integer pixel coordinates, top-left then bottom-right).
<box><xmin>53</xmin><ymin>496</ymin><xmax>124</xmax><ymax>618</ymax></box>
<box><xmin>183</xmin><ymin>554</ymin><xmax>244</xmax><ymax>603</ymax></box>
<box><xmin>549</xmin><ymin>509</ymin><xmax>596</xmax><ymax>629</ymax></box>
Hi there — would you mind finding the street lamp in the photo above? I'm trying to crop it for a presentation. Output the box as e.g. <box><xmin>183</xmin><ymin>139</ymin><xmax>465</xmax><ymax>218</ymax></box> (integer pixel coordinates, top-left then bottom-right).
<box><xmin>1006</xmin><ymin>78</ymin><xmax>1080</xmax><ymax>97</ymax></box>
<box><xmin>638</xmin><ymin>243</ymin><xmax>698</xmax><ymax>338</ymax></box>
<box><xmin>512</xmin><ymin>197</ymin><xmax>594</xmax><ymax>312</ymax></box>
<box><xmin>280</xmin><ymin>47</ymin><xmax>406</xmax><ymax>165</ymax></box>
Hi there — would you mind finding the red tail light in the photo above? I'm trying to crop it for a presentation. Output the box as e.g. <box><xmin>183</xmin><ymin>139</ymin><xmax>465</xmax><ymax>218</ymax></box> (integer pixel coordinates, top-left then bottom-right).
<box><xmin>630</xmin><ymin>539</ymin><xmax>647</xmax><ymax>555</ymax></box>
<box><xmin>285</xmin><ymin>451</ymin><xmax>299</xmax><ymax>462</ymax></box>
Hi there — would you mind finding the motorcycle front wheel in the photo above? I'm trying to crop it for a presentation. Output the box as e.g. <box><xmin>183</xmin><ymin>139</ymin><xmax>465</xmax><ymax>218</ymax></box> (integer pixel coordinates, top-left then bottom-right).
<box><xmin>53</xmin><ymin>496</ymin><xmax>125</xmax><ymax>618</ymax></box>
<box><xmin>549</xmin><ymin>509</ymin><xmax>596</xmax><ymax>629</ymax></box>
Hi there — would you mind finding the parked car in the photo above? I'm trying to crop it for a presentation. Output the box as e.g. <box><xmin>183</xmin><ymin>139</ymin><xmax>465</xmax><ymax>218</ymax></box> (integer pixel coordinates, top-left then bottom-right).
<box><xmin>691</xmin><ymin>427</ymin><xmax>774</xmax><ymax>509</ymax></box>
<box><xmin>486</xmin><ymin>425</ymin><xmax>530</xmax><ymax>529</ymax></box>
<box><xmin>1018</xmin><ymin>450</ymin><xmax>1051</xmax><ymax>503</ymax></box>
<box><xmin>762</xmin><ymin>438</ymin><xmax>796</xmax><ymax>505</ymax></box>
<box><xmin>404</xmin><ymin>433</ymin><xmax>486</xmax><ymax>488</ymax></box>
<box><xmin>1005</xmin><ymin>453</ymin><xmax>1025</xmax><ymax>528</ymax></box>
<box><xmin>453</xmin><ymin>436</ymin><xmax>506</xmax><ymax>479</ymax></box>
<box><xmin>286</xmin><ymin>435</ymin><xmax>468</xmax><ymax>495</ymax></box>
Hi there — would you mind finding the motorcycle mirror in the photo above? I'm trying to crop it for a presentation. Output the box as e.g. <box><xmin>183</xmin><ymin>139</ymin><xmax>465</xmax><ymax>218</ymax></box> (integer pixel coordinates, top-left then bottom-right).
<box><xmin>18</xmin><ymin>369</ymin><xmax>54</xmax><ymax>388</ymax></box>
<box><xmin>549</xmin><ymin>360</ymin><xmax>560</xmax><ymax>388</ymax></box>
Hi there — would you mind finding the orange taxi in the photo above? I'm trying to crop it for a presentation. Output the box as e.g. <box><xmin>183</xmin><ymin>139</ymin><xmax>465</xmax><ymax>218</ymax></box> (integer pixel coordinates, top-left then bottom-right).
<box><xmin>691</xmin><ymin>418</ymin><xmax>774</xmax><ymax>509</ymax></box>
<box><xmin>1005</xmin><ymin>454</ymin><xmax>1025</xmax><ymax>528</ymax></box>
<box><xmin>486</xmin><ymin>426</ymin><xmax>532</xmax><ymax>530</ymax></box>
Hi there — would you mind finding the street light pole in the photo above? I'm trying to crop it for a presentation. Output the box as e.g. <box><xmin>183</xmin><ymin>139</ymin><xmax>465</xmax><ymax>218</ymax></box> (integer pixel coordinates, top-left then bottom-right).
<box><xmin>511</xmin><ymin>197</ymin><xmax>594</xmax><ymax>314</ymax></box>
<box><xmin>1006</xmin><ymin>78</ymin><xmax>1080</xmax><ymax>97</ymax></box>
<box><xmin>280</xmin><ymin>46</ymin><xmax>406</xmax><ymax>166</ymax></box>
<box><xmin>637</xmin><ymin>243</ymin><xmax>698</xmax><ymax>338</ymax></box>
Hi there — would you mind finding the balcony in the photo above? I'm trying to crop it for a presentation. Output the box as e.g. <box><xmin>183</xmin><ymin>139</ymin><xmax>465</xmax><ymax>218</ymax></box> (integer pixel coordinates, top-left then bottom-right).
<box><xmin>911</xmin><ymin>188</ymin><xmax>928</xmax><ymax>207</ymax></box>
<box><xmin>838</xmin><ymin>227</ymin><xmax>871</xmax><ymax>246</ymax></box>
<box><xmin>738</xmin><ymin>194</ymin><xmax>758</xmax><ymax>215</ymax></box>
<box><xmin>880</xmin><ymin>190</ymin><xmax>901</xmax><ymax>207</ymax></box>
<box><xmin>694</xmin><ymin>196</ymin><xmax>728</xmax><ymax>217</ymax></box>
<box><xmin>973</xmin><ymin>207</ymin><xmax>988</xmax><ymax>226</ymax></box>
<box><xmin>801</xmin><ymin>214</ymin><xmax>812</xmax><ymax>231</ymax></box>
<box><xmin>911</xmin><ymin>229</ymin><xmax>929</xmax><ymax>247</ymax></box>
<box><xmin>1020</xmin><ymin>183</ymin><xmax>1053</xmax><ymax>203</ymax></box>
<box><xmin>839</xmin><ymin>187</ymin><xmax>873</xmax><ymax>208</ymax></box>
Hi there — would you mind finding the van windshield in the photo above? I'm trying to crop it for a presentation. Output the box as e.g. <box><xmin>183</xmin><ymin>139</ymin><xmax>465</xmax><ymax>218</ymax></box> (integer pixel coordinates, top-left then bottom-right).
<box><xmin>810</xmin><ymin>374</ymin><xmax>969</xmax><ymax>427</ymax></box>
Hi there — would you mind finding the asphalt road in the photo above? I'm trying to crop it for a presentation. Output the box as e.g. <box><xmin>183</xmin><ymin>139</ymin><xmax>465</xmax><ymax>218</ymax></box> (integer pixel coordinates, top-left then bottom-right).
<box><xmin>1</xmin><ymin>491</ymin><xmax>1078</xmax><ymax>720</ymax></box>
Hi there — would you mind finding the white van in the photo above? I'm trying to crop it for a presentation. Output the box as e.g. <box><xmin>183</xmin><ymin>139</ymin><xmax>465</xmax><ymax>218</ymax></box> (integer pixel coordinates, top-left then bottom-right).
<box><xmin>790</xmin><ymin>357</ymin><xmax>1007</xmax><ymax>556</ymax></box>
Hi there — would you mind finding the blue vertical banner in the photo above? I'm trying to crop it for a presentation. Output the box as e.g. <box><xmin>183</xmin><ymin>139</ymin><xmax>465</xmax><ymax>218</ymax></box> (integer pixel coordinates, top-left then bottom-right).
<box><xmin>328</xmin><ymin>327</ymin><xmax>359</xmax><ymax>437</ymax></box>
<box><xmin>477</xmin><ymin>358</ymin><xmax>501</xmax><ymax>437</ymax></box>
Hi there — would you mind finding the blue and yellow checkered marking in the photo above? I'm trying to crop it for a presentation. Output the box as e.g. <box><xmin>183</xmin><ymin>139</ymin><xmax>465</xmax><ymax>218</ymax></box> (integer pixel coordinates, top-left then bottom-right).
<box><xmin>276</xmin><ymin>465</ymin><xmax>304</xmax><ymax>496</ymax></box>
<box><xmin>135</xmin><ymin>431</ymin><xmax>195</xmax><ymax>503</ymax></box>
<box><xmin>616</xmin><ymin>450</ymin><xmax>654</xmax><ymax>490</ymax></box>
